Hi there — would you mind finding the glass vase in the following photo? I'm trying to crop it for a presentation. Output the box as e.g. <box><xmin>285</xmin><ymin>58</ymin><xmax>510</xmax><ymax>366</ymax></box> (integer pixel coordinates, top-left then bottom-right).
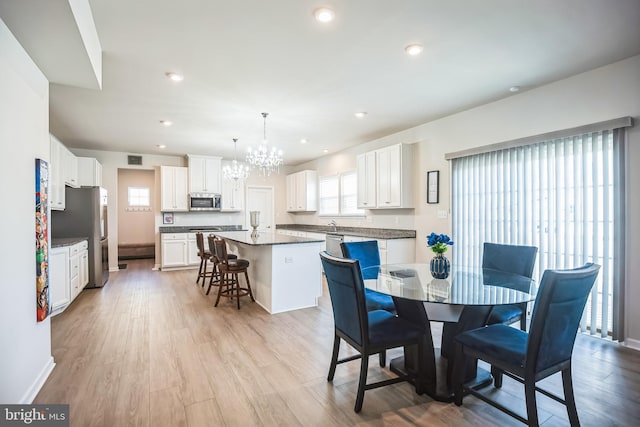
<box><xmin>430</xmin><ymin>253</ymin><xmax>450</xmax><ymax>279</ymax></box>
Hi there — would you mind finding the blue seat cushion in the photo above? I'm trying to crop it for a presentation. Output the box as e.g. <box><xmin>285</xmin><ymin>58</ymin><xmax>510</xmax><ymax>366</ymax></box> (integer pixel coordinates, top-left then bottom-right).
<box><xmin>487</xmin><ymin>304</ymin><xmax>523</xmax><ymax>325</ymax></box>
<box><xmin>365</xmin><ymin>289</ymin><xmax>396</xmax><ymax>312</ymax></box>
<box><xmin>455</xmin><ymin>324</ymin><xmax>528</xmax><ymax>368</ymax></box>
<box><xmin>367</xmin><ymin>310</ymin><xmax>423</xmax><ymax>347</ymax></box>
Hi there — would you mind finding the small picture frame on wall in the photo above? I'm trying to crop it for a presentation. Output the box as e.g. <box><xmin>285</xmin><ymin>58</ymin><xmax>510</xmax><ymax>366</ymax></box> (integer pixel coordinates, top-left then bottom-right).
<box><xmin>163</xmin><ymin>212</ymin><xmax>174</xmax><ymax>224</ymax></box>
<box><xmin>427</xmin><ymin>170</ymin><xmax>439</xmax><ymax>204</ymax></box>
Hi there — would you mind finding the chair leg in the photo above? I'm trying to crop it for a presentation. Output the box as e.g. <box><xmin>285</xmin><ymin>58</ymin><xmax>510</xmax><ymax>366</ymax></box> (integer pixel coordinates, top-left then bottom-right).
<box><xmin>524</xmin><ymin>379</ymin><xmax>540</xmax><ymax>427</ymax></box>
<box><xmin>354</xmin><ymin>352</ymin><xmax>369</xmax><ymax>413</ymax></box>
<box><xmin>244</xmin><ymin>270</ymin><xmax>255</xmax><ymax>301</ymax></box>
<box><xmin>453</xmin><ymin>343</ymin><xmax>466</xmax><ymax>406</ymax></box>
<box><xmin>562</xmin><ymin>366</ymin><xmax>580</xmax><ymax>426</ymax></box>
<box><xmin>519</xmin><ymin>302</ymin><xmax>527</xmax><ymax>331</ymax></box>
<box><xmin>197</xmin><ymin>258</ymin><xmax>204</xmax><ymax>284</ymax></box>
<box><xmin>235</xmin><ymin>272</ymin><xmax>241</xmax><ymax>310</ymax></box>
<box><xmin>378</xmin><ymin>350</ymin><xmax>386</xmax><ymax>367</ymax></box>
<box><xmin>327</xmin><ymin>334</ymin><xmax>340</xmax><ymax>381</ymax></box>
<box><xmin>206</xmin><ymin>263</ymin><xmax>218</xmax><ymax>295</ymax></box>
<box><xmin>214</xmin><ymin>272</ymin><xmax>226</xmax><ymax>307</ymax></box>
<box><xmin>491</xmin><ymin>366</ymin><xmax>504</xmax><ymax>388</ymax></box>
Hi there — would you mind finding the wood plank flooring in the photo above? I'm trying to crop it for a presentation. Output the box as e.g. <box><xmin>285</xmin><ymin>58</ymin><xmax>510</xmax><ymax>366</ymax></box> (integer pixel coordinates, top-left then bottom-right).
<box><xmin>35</xmin><ymin>259</ymin><xmax>640</xmax><ymax>426</ymax></box>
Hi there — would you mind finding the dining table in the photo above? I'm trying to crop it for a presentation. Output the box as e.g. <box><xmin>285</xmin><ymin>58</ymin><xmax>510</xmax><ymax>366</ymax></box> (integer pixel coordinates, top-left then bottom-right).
<box><xmin>362</xmin><ymin>263</ymin><xmax>537</xmax><ymax>402</ymax></box>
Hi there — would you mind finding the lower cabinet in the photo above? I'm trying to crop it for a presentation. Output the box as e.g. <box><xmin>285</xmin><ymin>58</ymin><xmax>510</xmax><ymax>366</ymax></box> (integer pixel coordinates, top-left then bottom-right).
<box><xmin>50</xmin><ymin>240</ymin><xmax>88</xmax><ymax>315</ymax></box>
<box><xmin>161</xmin><ymin>233</ymin><xmax>200</xmax><ymax>270</ymax></box>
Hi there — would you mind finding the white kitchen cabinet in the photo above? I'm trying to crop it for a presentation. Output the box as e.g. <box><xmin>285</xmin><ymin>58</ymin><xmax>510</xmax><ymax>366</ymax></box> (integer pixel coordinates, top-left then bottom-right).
<box><xmin>187</xmin><ymin>233</ymin><xmax>201</xmax><ymax>266</ymax></box>
<box><xmin>50</xmin><ymin>135</ymin><xmax>65</xmax><ymax>211</ymax></box>
<box><xmin>286</xmin><ymin>170</ymin><xmax>317</xmax><ymax>212</ymax></box>
<box><xmin>356</xmin><ymin>151</ymin><xmax>376</xmax><ymax>209</ymax></box>
<box><xmin>161</xmin><ymin>166</ymin><xmax>189</xmax><ymax>211</ymax></box>
<box><xmin>161</xmin><ymin>233</ymin><xmax>193</xmax><ymax>269</ymax></box>
<box><xmin>50</xmin><ymin>247</ymin><xmax>70</xmax><ymax>313</ymax></box>
<box><xmin>61</xmin><ymin>144</ymin><xmax>79</xmax><ymax>188</ymax></box>
<box><xmin>50</xmin><ymin>240</ymin><xmax>88</xmax><ymax>315</ymax></box>
<box><xmin>221</xmin><ymin>178</ymin><xmax>244</xmax><ymax>211</ymax></box>
<box><xmin>356</xmin><ymin>143</ymin><xmax>413</xmax><ymax>209</ymax></box>
<box><xmin>77</xmin><ymin>157</ymin><xmax>103</xmax><ymax>186</ymax></box>
<box><xmin>188</xmin><ymin>155</ymin><xmax>222</xmax><ymax>194</ymax></box>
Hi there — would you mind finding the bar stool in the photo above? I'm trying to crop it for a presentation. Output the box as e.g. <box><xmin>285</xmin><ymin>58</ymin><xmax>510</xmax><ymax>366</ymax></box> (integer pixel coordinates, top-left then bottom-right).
<box><xmin>211</xmin><ymin>237</ymin><xmax>254</xmax><ymax>309</ymax></box>
<box><xmin>205</xmin><ymin>234</ymin><xmax>237</xmax><ymax>295</ymax></box>
<box><xmin>195</xmin><ymin>232</ymin><xmax>213</xmax><ymax>286</ymax></box>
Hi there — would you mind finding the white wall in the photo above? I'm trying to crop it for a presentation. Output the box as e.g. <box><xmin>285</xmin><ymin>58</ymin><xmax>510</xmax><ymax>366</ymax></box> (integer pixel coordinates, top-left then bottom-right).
<box><xmin>295</xmin><ymin>54</ymin><xmax>640</xmax><ymax>347</ymax></box>
<box><xmin>0</xmin><ymin>19</ymin><xmax>54</xmax><ymax>403</ymax></box>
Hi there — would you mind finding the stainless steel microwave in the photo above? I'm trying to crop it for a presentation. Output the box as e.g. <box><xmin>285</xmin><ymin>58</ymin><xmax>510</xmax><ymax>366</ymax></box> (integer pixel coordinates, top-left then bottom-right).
<box><xmin>189</xmin><ymin>193</ymin><xmax>221</xmax><ymax>211</ymax></box>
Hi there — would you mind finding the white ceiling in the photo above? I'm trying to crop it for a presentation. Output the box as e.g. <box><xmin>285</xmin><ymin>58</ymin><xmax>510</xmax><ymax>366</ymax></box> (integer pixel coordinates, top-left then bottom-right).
<box><xmin>5</xmin><ymin>0</ymin><xmax>640</xmax><ymax>165</ymax></box>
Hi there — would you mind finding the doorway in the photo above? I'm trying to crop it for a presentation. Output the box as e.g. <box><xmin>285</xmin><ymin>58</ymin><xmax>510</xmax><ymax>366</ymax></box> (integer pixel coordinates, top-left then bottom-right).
<box><xmin>117</xmin><ymin>169</ymin><xmax>156</xmax><ymax>265</ymax></box>
<box><xmin>245</xmin><ymin>186</ymin><xmax>275</xmax><ymax>233</ymax></box>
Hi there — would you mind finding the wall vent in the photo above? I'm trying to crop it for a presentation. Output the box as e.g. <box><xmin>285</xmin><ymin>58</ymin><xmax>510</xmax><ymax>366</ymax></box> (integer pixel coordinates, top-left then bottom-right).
<box><xmin>128</xmin><ymin>155</ymin><xmax>142</xmax><ymax>165</ymax></box>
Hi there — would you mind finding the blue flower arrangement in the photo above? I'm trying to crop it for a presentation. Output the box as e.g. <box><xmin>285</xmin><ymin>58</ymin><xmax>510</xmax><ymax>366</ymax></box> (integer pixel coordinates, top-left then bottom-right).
<box><xmin>427</xmin><ymin>232</ymin><xmax>454</xmax><ymax>254</ymax></box>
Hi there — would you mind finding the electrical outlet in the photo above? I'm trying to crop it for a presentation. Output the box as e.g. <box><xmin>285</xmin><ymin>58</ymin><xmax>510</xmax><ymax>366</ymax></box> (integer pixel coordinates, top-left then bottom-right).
<box><xmin>285</xmin><ymin>257</ymin><xmax>293</xmax><ymax>263</ymax></box>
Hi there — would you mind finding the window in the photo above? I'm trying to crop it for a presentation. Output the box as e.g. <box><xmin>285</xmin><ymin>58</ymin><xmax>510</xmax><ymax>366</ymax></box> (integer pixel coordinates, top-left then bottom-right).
<box><xmin>128</xmin><ymin>187</ymin><xmax>150</xmax><ymax>207</ymax></box>
<box><xmin>451</xmin><ymin>127</ymin><xmax>627</xmax><ymax>340</ymax></box>
<box><xmin>318</xmin><ymin>172</ymin><xmax>364</xmax><ymax>216</ymax></box>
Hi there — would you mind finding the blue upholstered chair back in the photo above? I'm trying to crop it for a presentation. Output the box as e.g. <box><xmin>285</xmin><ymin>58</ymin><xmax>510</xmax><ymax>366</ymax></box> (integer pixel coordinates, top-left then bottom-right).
<box><xmin>320</xmin><ymin>251</ymin><xmax>368</xmax><ymax>346</ymax></box>
<box><xmin>527</xmin><ymin>263</ymin><xmax>600</xmax><ymax>373</ymax></box>
<box><xmin>482</xmin><ymin>243</ymin><xmax>538</xmax><ymax>278</ymax></box>
<box><xmin>340</xmin><ymin>240</ymin><xmax>380</xmax><ymax>280</ymax></box>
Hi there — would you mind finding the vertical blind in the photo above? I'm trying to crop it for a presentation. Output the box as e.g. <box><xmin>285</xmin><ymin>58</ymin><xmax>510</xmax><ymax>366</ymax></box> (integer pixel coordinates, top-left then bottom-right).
<box><xmin>451</xmin><ymin>128</ymin><xmax>626</xmax><ymax>340</ymax></box>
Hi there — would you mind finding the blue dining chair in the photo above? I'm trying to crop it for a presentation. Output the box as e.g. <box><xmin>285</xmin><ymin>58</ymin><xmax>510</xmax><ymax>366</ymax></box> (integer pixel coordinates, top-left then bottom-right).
<box><xmin>319</xmin><ymin>251</ymin><xmax>426</xmax><ymax>413</ymax></box>
<box><xmin>340</xmin><ymin>240</ymin><xmax>396</xmax><ymax>313</ymax></box>
<box><xmin>453</xmin><ymin>263</ymin><xmax>600</xmax><ymax>427</ymax></box>
<box><xmin>483</xmin><ymin>242</ymin><xmax>538</xmax><ymax>330</ymax></box>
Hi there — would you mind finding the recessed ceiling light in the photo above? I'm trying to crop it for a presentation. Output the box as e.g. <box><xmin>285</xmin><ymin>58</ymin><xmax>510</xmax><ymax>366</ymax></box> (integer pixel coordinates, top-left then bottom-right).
<box><xmin>314</xmin><ymin>7</ymin><xmax>335</xmax><ymax>23</ymax></box>
<box><xmin>354</xmin><ymin>111</ymin><xmax>367</xmax><ymax>119</ymax></box>
<box><xmin>323</xmin><ymin>149</ymin><xmax>329</xmax><ymax>154</ymax></box>
<box><xmin>165</xmin><ymin>72</ymin><xmax>184</xmax><ymax>82</ymax></box>
<box><xmin>300</xmin><ymin>138</ymin><xmax>308</xmax><ymax>144</ymax></box>
<box><xmin>509</xmin><ymin>86</ymin><xmax>521</xmax><ymax>93</ymax></box>
<box><xmin>405</xmin><ymin>43</ymin><xmax>424</xmax><ymax>56</ymax></box>
<box><xmin>156</xmin><ymin>144</ymin><xmax>166</xmax><ymax>149</ymax></box>
<box><xmin>159</xmin><ymin>120</ymin><xmax>173</xmax><ymax>126</ymax></box>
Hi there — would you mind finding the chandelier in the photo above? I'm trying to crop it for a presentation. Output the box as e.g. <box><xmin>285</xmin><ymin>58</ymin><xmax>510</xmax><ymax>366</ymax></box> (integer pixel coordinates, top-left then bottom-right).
<box><xmin>222</xmin><ymin>138</ymin><xmax>249</xmax><ymax>185</ymax></box>
<box><xmin>246</xmin><ymin>112</ymin><xmax>284</xmax><ymax>176</ymax></box>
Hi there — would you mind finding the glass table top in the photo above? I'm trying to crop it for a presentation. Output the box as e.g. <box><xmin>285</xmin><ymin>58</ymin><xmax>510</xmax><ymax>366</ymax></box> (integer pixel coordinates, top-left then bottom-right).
<box><xmin>362</xmin><ymin>264</ymin><xmax>537</xmax><ymax>306</ymax></box>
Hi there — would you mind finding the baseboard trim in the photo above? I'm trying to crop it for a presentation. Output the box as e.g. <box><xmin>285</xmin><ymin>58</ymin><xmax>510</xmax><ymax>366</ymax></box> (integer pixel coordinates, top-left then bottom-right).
<box><xmin>21</xmin><ymin>356</ymin><xmax>55</xmax><ymax>404</ymax></box>
<box><xmin>622</xmin><ymin>338</ymin><xmax>640</xmax><ymax>351</ymax></box>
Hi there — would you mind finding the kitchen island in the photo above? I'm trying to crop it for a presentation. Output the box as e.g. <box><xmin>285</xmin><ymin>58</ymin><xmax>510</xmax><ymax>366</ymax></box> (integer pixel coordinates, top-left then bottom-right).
<box><xmin>213</xmin><ymin>231</ymin><xmax>324</xmax><ymax>314</ymax></box>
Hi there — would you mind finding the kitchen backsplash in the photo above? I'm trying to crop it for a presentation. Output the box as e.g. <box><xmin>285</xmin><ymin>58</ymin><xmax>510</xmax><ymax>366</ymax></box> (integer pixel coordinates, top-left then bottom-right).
<box><xmin>171</xmin><ymin>211</ymin><xmax>245</xmax><ymax>227</ymax></box>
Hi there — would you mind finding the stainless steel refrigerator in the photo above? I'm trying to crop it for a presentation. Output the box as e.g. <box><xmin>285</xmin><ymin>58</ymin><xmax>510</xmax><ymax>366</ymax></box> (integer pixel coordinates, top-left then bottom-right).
<box><xmin>52</xmin><ymin>186</ymin><xmax>109</xmax><ymax>288</ymax></box>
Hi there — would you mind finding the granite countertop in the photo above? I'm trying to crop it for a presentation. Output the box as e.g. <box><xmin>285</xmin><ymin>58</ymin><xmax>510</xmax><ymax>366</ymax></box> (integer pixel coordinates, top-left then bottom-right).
<box><xmin>159</xmin><ymin>225</ymin><xmax>245</xmax><ymax>233</ymax></box>
<box><xmin>214</xmin><ymin>231</ymin><xmax>324</xmax><ymax>246</ymax></box>
<box><xmin>52</xmin><ymin>237</ymin><xmax>88</xmax><ymax>248</ymax></box>
<box><xmin>276</xmin><ymin>224</ymin><xmax>416</xmax><ymax>239</ymax></box>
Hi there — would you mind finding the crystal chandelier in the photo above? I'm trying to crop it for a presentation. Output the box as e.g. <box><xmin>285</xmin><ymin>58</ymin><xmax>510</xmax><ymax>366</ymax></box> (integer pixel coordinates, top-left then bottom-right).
<box><xmin>222</xmin><ymin>138</ymin><xmax>249</xmax><ymax>185</ymax></box>
<box><xmin>246</xmin><ymin>112</ymin><xmax>284</xmax><ymax>176</ymax></box>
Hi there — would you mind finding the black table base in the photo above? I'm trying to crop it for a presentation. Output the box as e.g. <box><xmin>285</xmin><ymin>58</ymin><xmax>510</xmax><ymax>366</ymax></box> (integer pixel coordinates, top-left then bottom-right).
<box><xmin>392</xmin><ymin>297</ymin><xmax>494</xmax><ymax>401</ymax></box>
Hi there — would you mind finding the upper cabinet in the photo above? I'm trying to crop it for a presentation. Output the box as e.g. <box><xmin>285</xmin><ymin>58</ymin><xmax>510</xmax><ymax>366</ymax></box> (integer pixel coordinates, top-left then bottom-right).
<box><xmin>50</xmin><ymin>135</ymin><xmax>65</xmax><ymax>211</ymax></box>
<box><xmin>77</xmin><ymin>157</ymin><xmax>103</xmax><ymax>187</ymax></box>
<box><xmin>161</xmin><ymin>166</ymin><xmax>189</xmax><ymax>212</ymax></box>
<box><xmin>221</xmin><ymin>178</ymin><xmax>244</xmax><ymax>212</ymax></box>
<box><xmin>356</xmin><ymin>143</ymin><xmax>413</xmax><ymax>209</ymax></box>
<box><xmin>286</xmin><ymin>170</ymin><xmax>317</xmax><ymax>212</ymax></box>
<box><xmin>188</xmin><ymin>155</ymin><xmax>221</xmax><ymax>194</ymax></box>
<box><xmin>356</xmin><ymin>151</ymin><xmax>377</xmax><ymax>209</ymax></box>
<box><xmin>61</xmin><ymin>144</ymin><xmax>79</xmax><ymax>188</ymax></box>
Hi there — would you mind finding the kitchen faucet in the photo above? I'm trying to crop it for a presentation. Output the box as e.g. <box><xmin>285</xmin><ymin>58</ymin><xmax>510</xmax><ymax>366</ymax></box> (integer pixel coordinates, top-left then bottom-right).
<box><xmin>328</xmin><ymin>220</ymin><xmax>337</xmax><ymax>232</ymax></box>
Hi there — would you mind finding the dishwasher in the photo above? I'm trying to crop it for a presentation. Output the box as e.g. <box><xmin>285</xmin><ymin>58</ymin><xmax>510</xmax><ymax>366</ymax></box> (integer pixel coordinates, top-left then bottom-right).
<box><xmin>325</xmin><ymin>233</ymin><xmax>344</xmax><ymax>257</ymax></box>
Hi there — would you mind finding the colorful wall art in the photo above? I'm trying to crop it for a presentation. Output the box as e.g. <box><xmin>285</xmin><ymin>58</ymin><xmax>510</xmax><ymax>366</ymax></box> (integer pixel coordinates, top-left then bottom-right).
<box><xmin>35</xmin><ymin>158</ymin><xmax>50</xmax><ymax>322</ymax></box>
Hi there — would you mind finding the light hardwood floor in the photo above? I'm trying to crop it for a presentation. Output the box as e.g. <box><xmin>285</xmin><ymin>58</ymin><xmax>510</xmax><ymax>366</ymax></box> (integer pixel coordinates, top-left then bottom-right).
<box><xmin>36</xmin><ymin>259</ymin><xmax>640</xmax><ymax>426</ymax></box>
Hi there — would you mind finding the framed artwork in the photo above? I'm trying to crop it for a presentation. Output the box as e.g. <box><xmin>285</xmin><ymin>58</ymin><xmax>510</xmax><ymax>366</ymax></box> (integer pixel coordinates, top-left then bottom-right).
<box><xmin>427</xmin><ymin>170</ymin><xmax>439</xmax><ymax>204</ymax></box>
<box><xmin>35</xmin><ymin>158</ymin><xmax>50</xmax><ymax>322</ymax></box>
<box><xmin>163</xmin><ymin>212</ymin><xmax>174</xmax><ymax>224</ymax></box>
